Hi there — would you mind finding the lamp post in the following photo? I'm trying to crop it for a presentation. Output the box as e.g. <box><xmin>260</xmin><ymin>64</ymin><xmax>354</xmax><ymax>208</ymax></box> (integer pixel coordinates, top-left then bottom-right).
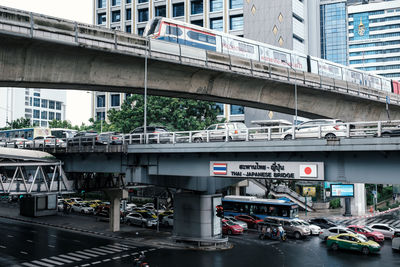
<box><xmin>282</xmin><ymin>60</ymin><xmax>298</xmax><ymax>125</ymax></box>
<box><xmin>143</xmin><ymin>37</ymin><xmax>149</xmax><ymax>143</ymax></box>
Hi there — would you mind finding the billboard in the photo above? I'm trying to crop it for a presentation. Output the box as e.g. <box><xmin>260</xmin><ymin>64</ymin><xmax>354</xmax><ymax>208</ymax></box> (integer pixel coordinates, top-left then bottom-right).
<box><xmin>302</xmin><ymin>186</ymin><xmax>316</xmax><ymax>197</ymax></box>
<box><xmin>330</xmin><ymin>184</ymin><xmax>354</xmax><ymax>197</ymax></box>
<box><xmin>353</xmin><ymin>12</ymin><xmax>369</xmax><ymax>40</ymax></box>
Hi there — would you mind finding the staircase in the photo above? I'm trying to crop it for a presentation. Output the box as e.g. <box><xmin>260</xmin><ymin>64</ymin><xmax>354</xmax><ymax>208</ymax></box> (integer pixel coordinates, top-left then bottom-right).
<box><xmin>251</xmin><ymin>179</ymin><xmax>315</xmax><ymax>212</ymax></box>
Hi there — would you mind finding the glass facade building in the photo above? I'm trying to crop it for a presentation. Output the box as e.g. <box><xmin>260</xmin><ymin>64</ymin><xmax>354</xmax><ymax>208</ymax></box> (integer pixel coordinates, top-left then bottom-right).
<box><xmin>320</xmin><ymin>1</ymin><xmax>348</xmax><ymax>65</ymax></box>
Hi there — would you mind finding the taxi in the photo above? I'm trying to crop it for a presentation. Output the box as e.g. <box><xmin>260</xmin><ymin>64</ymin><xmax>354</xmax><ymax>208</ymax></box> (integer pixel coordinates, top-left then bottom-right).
<box><xmin>327</xmin><ymin>233</ymin><xmax>381</xmax><ymax>255</ymax></box>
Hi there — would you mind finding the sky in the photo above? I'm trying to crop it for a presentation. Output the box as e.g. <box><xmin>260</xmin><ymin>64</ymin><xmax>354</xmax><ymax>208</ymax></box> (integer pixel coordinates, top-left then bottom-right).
<box><xmin>0</xmin><ymin>0</ymin><xmax>94</xmax><ymax>126</ymax></box>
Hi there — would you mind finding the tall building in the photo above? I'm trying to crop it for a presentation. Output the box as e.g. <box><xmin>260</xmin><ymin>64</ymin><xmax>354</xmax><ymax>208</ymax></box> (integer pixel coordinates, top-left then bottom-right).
<box><xmin>0</xmin><ymin>88</ymin><xmax>66</xmax><ymax>128</ymax></box>
<box><xmin>320</xmin><ymin>0</ymin><xmax>348</xmax><ymax>65</ymax></box>
<box><xmin>348</xmin><ymin>0</ymin><xmax>400</xmax><ymax>80</ymax></box>
<box><xmin>92</xmin><ymin>0</ymin><xmax>318</xmax><ymax>124</ymax></box>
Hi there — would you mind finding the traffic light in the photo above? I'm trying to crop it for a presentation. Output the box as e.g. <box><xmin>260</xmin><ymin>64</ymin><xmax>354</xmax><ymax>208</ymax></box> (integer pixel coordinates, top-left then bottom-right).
<box><xmin>216</xmin><ymin>205</ymin><xmax>223</xmax><ymax>217</ymax></box>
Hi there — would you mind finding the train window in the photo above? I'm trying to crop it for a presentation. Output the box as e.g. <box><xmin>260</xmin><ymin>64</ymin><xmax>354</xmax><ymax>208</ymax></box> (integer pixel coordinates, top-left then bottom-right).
<box><xmin>187</xmin><ymin>31</ymin><xmax>216</xmax><ymax>44</ymax></box>
<box><xmin>166</xmin><ymin>25</ymin><xmax>183</xmax><ymax>36</ymax></box>
<box><xmin>272</xmin><ymin>51</ymin><xmax>288</xmax><ymax>63</ymax></box>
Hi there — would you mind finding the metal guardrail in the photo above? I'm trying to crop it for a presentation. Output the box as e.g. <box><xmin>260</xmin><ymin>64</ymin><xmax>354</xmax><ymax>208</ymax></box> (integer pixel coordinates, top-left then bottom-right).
<box><xmin>0</xmin><ymin>6</ymin><xmax>399</xmax><ymax>106</ymax></box>
<box><xmin>1</xmin><ymin>120</ymin><xmax>400</xmax><ymax>152</ymax></box>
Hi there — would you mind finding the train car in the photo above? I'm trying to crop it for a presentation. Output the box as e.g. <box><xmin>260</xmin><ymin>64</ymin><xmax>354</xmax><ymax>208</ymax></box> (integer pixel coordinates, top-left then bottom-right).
<box><xmin>392</xmin><ymin>80</ymin><xmax>400</xmax><ymax>95</ymax></box>
<box><xmin>144</xmin><ymin>17</ymin><xmax>394</xmax><ymax>95</ymax></box>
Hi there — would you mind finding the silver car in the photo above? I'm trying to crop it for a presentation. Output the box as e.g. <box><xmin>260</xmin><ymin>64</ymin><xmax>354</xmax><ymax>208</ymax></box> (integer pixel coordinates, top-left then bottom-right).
<box><xmin>6</xmin><ymin>138</ymin><xmax>33</xmax><ymax>148</ymax></box>
<box><xmin>281</xmin><ymin>119</ymin><xmax>348</xmax><ymax>140</ymax></box>
<box><xmin>192</xmin><ymin>122</ymin><xmax>248</xmax><ymax>142</ymax></box>
<box><xmin>369</xmin><ymin>223</ymin><xmax>400</xmax><ymax>239</ymax></box>
<box><xmin>319</xmin><ymin>226</ymin><xmax>365</xmax><ymax>241</ymax></box>
<box><xmin>266</xmin><ymin>218</ymin><xmax>310</xmax><ymax>239</ymax></box>
<box><xmin>125</xmin><ymin>212</ymin><xmax>157</xmax><ymax>228</ymax></box>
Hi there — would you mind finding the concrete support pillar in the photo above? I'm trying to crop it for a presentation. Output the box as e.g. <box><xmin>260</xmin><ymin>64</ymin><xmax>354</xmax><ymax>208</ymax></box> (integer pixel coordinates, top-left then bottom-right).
<box><xmin>104</xmin><ymin>189</ymin><xmax>128</xmax><ymax>232</ymax></box>
<box><xmin>350</xmin><ymin>183</ymin><xmax>366</xmax><ymax>216</ymax></box>
<box><xmin>173</xmin><ymin>192</ymin><xmax>223</xmax><ymax>240</ymax></box>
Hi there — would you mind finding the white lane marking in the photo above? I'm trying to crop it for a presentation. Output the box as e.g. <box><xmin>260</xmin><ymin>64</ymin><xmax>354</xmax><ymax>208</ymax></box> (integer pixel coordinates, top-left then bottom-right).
<box><xmin>115</xmin><ymin>243</ymin><xmax>130</xmax><ymax>248</ymax></box>
<box><xmin>67</xmin><ymin>252</ymin><xmax>90</xmax><ymax>259</ymax></box>
<box><xmin>131</xmin><ymin>252</ymin><xmax>138</xmax><ymax>256</ymax></box>
<box><xmin>31</xmin><ymin>260</ymin><xmax>54</xmax><ymax>267</ymax></box>
<box><xmin>75</xmin><ymin>251</ymin><xmax>98</xmax><ymax>257</ymax></box>
<box><xmin>107</xmin><ymin>245</ymin><xmax>129</xmax><ymax>250</ymax></box>
<box><xmin>84</xmin><ymin>249</ymin><xmax>104</xmax><ymax>256</ymax></box>
<box><xmin>27</xmin><ymin>240</ymin><xmax>33</xmax><ymax>243</ymax></box>
<box><xmin>91</xmin><ymin>248</ymin><xmax>113</xmax><ymax>254</ymax></box>
<box><xmin>7</xmin><ymin>235</ymin><xmax>13</xmax><ymax>238</ymax></box>
<box><xmin>112</xmin><ymin>256</ymin><xmax>121</xmax><ymax>260</ymax></box>
<box><xmin>148</xmin><ymin>248</ymin><xmax>157</xmax><ymax>251</ymax></box>
<box><xmin>121</xmin><ymin>254</ymin><xmax>129</xmax><ymax>258</ymax></box>
<box><xmin>22</xmin><ymin>263</ymin><xmax>40</xmax><ymax>267</ymax></box>
<box><xmin>102</xmin><ymin>259</ymin><xmax>111</xmax><ymax>262</ymax></box>
<box><xmin>0</xmin><ymin>245</ymin><xmax>6</xmax><ymax>249</ymax></box>
<box><xmin>80</xmin><ymin>264</ymin><xmax>90</xmax><ymax>267</ymax></box>
<box><xmin>58</xmin><ymin>254</ymin><xmax>82</xmax><ymax>261</ymax></box>
<box><xmin>20</xmin><ymin>251</ymin><xmax>28</xmax><ymax>254</ymax></box>
<box><xmin>50</xmin><ymin>256</ymin><xmax>73</xmax><ymax>264</ymax></box>
<box><xmin>99</xmin><ymin>246</ymin><xmax>121</xmax><ymax>252</ymax></box>
<box><xmin>73</xmin><ymin>240</ymin><xmax>80</xmax><ymax>243</ymax></box>
<box><xmin>40</xmin><ymin>258</ymin><xmax>64</xmax><ymax>266</ymax></box>
<box><xmin>48</xmin><ymin>245</ymin><xmax>55</xmax><ymax>248</ymax></box>
<box><xmin>50</xmin><ymin>235</ymin><xmax>57</xmax><ymax>238</ymax></box>
<box><xmin>92</xmin><ymin>261</ymin><xmax>101</xmax><ymax>265</ymax></box>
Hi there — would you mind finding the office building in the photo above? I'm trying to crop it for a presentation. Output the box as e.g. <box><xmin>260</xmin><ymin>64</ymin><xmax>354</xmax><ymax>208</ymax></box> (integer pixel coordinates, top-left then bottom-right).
<box><xmin>348</xmin><ymin>0</ymin><xmax>400</xmax><ymax>80</ymax></box>
<box><xmin>0</xmin><ymin>88</ymin><xmax>66</xmax><ymax>128</ymax></box>
<box><xmin>92</xmin><ymin>0</ymin><xmax>319</xmax><ymax>124</ymax></box>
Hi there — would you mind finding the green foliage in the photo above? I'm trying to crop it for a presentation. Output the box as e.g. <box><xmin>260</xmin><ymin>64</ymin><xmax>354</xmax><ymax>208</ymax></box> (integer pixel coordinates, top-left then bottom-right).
<box><xmin>1</xmin><ymin>117</ymin><xmax>32</xmax><ymax>130</ymax></box>
<box><xmin>329</xmin><ymin>198</ymin><xmax>341</xmax><ymax>209</ymax></box>
<box><xmin>49</xmin><ymin>120</ymin><xmax>77</xmax><ymax>130</ymax></box>
<box><xmin>107</xmin><ymin>95</ymin><xmax>220</xmax><ymax>133</ymax></box>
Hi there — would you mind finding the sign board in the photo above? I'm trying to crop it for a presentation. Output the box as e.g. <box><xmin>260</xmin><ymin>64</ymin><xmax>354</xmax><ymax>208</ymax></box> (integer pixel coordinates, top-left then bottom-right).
<box><xmin>330</xmin><ymin>184</ymin><xmax>354</xmax><ymax>197</ymax></box>
<box><xmin>210</xmin><ymin>161</ymin><xmax>324</xmax><ymax>181</ymax></box>
<box><xmin>302</xmin><ymin>186</ymin><xmax>316</xmax><ymax>197</ymax></box>
<box><xmin>324</xmin><ymin>182</ymin><xmax>341</xmax><ymax>189</ymax></box>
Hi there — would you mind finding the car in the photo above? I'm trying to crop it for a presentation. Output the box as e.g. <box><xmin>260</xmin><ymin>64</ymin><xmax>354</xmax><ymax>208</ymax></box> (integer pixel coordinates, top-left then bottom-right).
<box><xmin>347</xmin><ymin>225</ymin><xmax>385</xmax><ymax>243</ymax></box>
<box><xmin>125</xmin><ymin>212</ymin><xmax>158</xmax><ymax>228</ymax></box>
<box><xmin>87</xmin><ymin>199</ymin><xmax>103</xmax><ymax>208</ymax></box>
<box><xmin>70</xmin><ymin>203</ymin><xmax>94</xmax><ymax>214</ymax></box>
<box><xmin>369</xmin><ymin>223</ymin><xmax>400</xmax><ymax>239</ymax></box>
<box><xmin>31</xmin><ymin>135</ymin><xmax>65</xmax><ymax>148</ymax></box>
<box><xmin>379</xmin><ymin>124</ymin><xmax>400</xmax><ymax>137</ymax></box>
<box><xmin>161</xmin><ymin>214</ymin><xmax>174</xmax><ymax>227</ymax></box>
<box><xmin>265</xmin><ymin>218</ymin><xmax>310</xmax><ymax>239</ymax></box>
<box><xmin>70</xmin><ymin>197</ymin><xmax>84</xmax><ymax>203</ymax></box>
<box><xmin>97</xmin><ymin>131</ymin><xmax>123</xmax><ymax>145</ymax></box>
<box><xmin>327</xmin><ymin>233</ymin><xmax>381</xmax><ymax>255</ymax></box>
<box><xmin>95</xmin><ymin>205</ymin><xmax>110</xmax><ymax>217</ymax></box>
<box><xmin>130</xmin><ymin>126</ymin><xmax>172</xmax><ymax>144</ymax></box>
<box><xmin>319</xmin><ymin>226</ymin><xmax>365</xmax><ymax>241</ymax></box>
<box><xmin>308</xmin><ymin>218</ymin><xmax>338</xmax><ymax>229</ymax></box>
<box><xmin>222</xmin><ymin>219</ymin><xmax>244</xmax><ymax>235</ymax></box>
<box><xmin>6</xmin><ymin>138</ymin><xmax>33</xmax><ymax>148</ymax></box>
<box><xmin>234</xmin><ymin>215</ymin><xmax>263</xmax><ymax>229</ymax></box>
<box><xmin>159</xmin><ymin>210</ymin><xmax>173</xmax><ymax>221</ymax></box>
<box><xmin>295</xmin><ymin>219</ymin><xmax>321</xmax><ymax>235</ymax></box>
<box><xmin>392</xmin><ymin>230</ymin><xmax>400</xmax><ymax>250</ymax></box>
<box><xmin>135</xmin><ymin>210</ymin><xmax>157</xmax><ymax>219</ymax></box>
<box><xmin>67</xmin><ymin>131</ymin><xmax>99</xmax><ymax>146</ymax></box>
<box><xmin>192</xmin><ymin>122</ymin><xmax>248</xmax><ymax>143</ymax></box>
<box><xmin>223</xmin><ymin>216</ymin><xmax>248</xmax><ymax>230</ymax></box>
<box><xmin>281</xmin><ymin>119</ymin><xmax>348</xmax><ymax>140</ymax></box>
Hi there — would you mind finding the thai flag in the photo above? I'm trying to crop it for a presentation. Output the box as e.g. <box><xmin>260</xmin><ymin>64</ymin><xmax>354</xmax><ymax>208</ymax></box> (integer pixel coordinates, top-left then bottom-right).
<box><xmin>213</xmin><ymin>163</ymin><xmax>227</xmax><ymax>175</ymax></box>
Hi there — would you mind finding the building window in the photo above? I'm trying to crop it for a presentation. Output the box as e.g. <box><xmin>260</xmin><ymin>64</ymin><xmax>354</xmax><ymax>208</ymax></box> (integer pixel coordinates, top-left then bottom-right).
<box><xmin>155</xmin><ymin>5</ymin><xmax>166</xmax><ymax>17</ymax></box>
<box><xmin>112</xmin><ymin>10</ymin><xmax>121</xmax><ymax>22</ymax></box>
<box><xmin>33</xmin><ymin>110</ymin><xmax>40</xmax><ymax>119</ymax></box>
<box><xmin>33</xmin><ymin>92</ymin><xmax>40</xmax><ymax>97</ymax></box>
<box><xmin>138</xmin><ymin>8</ymin><xmax>149</xmax><ymax>22</ymax></box>
<box><xmin>230</xmin><ymin>15</ymin><xmax>243</xmax><ymax>30</ymax></box>
<box><xmin>229</xmin><ymin>0</ymin><xmax>243</xmax><ymax>9</ymax></box>
<box><xmin>41</xmin><ymin>99</ymin><xmax>48</xmax><ymax>108</ymax></box>
<box><xmin>98</xmin><ymin>0</ymin><xmax>106</xmax><ymax>8</ymax></box>
<box><xmin>126</xmin><ymin>0</ymin><xmax>132</xmax><ymax>3</ymax></box>
<box><xmin>210</xmin><ymin>17</ymin><xmax>223</xmax><ymax>31</ymax></box>
<box><xmin>32</xmin><ymin>120</ymin><xmax>39</xmax><ymax>126</ymax></box>
<box><xmin>98</xmin><ymin>13</ymin><xmax>106</xmax><ymax>25</ymax></box>
<box><xmin>230</xmin><ymin>105</ymin><xmax>244</xmax><ymax>115</ymax></box>
<box><xmin>49</xmin><ymin>112</ymin><xmax>55</xmax><ymax>121</ymax></box>
<box><xmin>191</xmin><ymin>20</ymin><xmax>203</xmax><ymax>27</ymax></box>
<box><xmin>126</xmin><ymin>25</ymin><xmax>132</xmax><ymax>33</ymax></box>
<box><xmin>111</xmin><ymin>94</ymin><xmax>120</xmax><ymax>107</ymax></box>
<box><xmin>41</xmin><ymin>121</ymin><xmax>48</xmax><ymax>127</ymax></box>
<box><xmin>96</xmin><ymin>112</ymin><xmax>105</xmax><ymax>121</ymax></box>
<box><xmin>191</xmin><ymin>0</ymin><xmax>203</xmax><ymax>15</ymax></box>
<box><xmin>56</xmin><ymin>102</ymin><xmax>62</xmax><ymax>110</ymax></box>
<box><xmin>56</xmin><ymin>113</ymin><xmax>61</xmax><ymax>120</ymax></box>
<box><xmin>33</xmin><ymin>98</ymin><xmax>40</xmax><ymax>107</ymax></box>
<box><xmin>41</xmin><ymin>111</ymin><xmax>47</xmax><ymax>120</ymax></box>
<box><xmin>126</xmin><ymin>9</ymin><xmax>132</xmax><ymax>20</ymax></box>
<box><xmin>138</xmin><ymin>0</ymin><xmax>148</xmax><ymax>2</ymax></box>
<box><xmin>97</xmin><ymin>95</ymin><xmax>106</xmax><ymax>108</ymax></box>
<box><xmin>49</xmin><ymin>101</ymin><xmax>55</xmax><ymax>109</ymax></box>
<box><xmin>173</xmin><ymin>3</ymin><xmax>185</xmax><ymax>17</ymax></box>
<box><xmin>138</xmin><ymin>28</ymin><xmax>145</xmax><ymax>36</ymax></box>
<box><xmin>210</xmin><ymin>0</ymin><xmax>223</xmax><ymax>12</ymax></box>
<box><xmin>112</xmin><ymin>0</ymin><xmax>121</xmax><ymax>6</ymax></box>
<box><xmin>214</xmin><ymin>103</ymin><xmax>224</xmax><ymax>116</ymax></box>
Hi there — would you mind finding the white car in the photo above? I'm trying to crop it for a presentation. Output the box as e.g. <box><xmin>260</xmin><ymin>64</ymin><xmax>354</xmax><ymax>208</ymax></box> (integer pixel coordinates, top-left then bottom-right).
<box><xmin>319</xmin><ymin>226</ymin><xmax>365</xmax><ymax>241</ymax></box>
<box><xmin>32</xmin><ymin>136</ymin><xmax>65</xmax><ymax>148</ymax></box>
<box><xmin>281</xmin><ymin>119</ymin><xmax>348</xmax><ymax>140</ymax></box>
<box><xmin>295</xmin><ymin>219</ymin><xmax>321</xmax><ymax>235</ymax></box>
<box><xmin>224</xmin><ymin>216</ymin><xmax>248</xmax><ymax>230</ymax></box>
<box><xmin>162</xmin><ymin>214</ymin><xmax>174</xmax><ymax>227</ymax></box>
<box><xmin>369</xmin><ymin>223</ymin><xmax>400</xmax><ymax>239</ymax></box>
<box><xmin>392</xmin><ymin>231</ymin><xmax>400</xmax><ymax>250</ymax></box>
<box><xmin>192</xmin><ymin>123</ymin><xmax>248</xmax><ymax>143</ymax></box>
<box><xmin>6</xmin><ymin>138</ymin><xmax>33</xmax><ymax>148</ymax></box>
<box><xmin>71</xmin><ymin>203</ymin><xmax>94</xmax><ymax>214</ymax></box>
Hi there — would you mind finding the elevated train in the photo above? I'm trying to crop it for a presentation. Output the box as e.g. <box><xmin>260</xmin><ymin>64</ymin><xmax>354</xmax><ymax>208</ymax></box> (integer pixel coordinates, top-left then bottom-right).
<box><xmin>144</xmin><ymin>17</ymin><xmax>400</xmax><ymax>95</ymax></box>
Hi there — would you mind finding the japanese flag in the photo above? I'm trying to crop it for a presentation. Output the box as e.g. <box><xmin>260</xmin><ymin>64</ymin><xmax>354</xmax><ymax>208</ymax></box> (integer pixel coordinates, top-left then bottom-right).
<box><xmin>300</xmin><ymin>165</ymin><xmax>317</xmax><ymax>178</ymax></box>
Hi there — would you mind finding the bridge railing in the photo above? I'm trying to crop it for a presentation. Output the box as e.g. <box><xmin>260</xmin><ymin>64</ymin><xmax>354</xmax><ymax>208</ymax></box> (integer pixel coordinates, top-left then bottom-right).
<box><xmin>0</xmin><ymin>6</ymin><xmax>399</xmax><ymax>106</ymax></box>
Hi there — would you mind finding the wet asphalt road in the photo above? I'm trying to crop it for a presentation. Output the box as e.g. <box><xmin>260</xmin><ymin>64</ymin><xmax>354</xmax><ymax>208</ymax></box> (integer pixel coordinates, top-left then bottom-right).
<box><xmin>1</xmin><ymin>216</ymin><xmax>400</xmax><ymax>267</ymax></box>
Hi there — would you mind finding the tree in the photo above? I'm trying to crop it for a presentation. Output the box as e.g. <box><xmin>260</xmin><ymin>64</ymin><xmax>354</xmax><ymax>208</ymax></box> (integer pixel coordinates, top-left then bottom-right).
<box><xmin>5</xmin><ymin>117</ymin><xmax>31</xmax><ymax>129</ymax></box>
<box><xmin>107</xmin><ymin>95</ymin><xmax>221</xmax><ymax>133</ymax></box>
<box><xmin>49</xmin><ymin>120</ymin><xmax>75</xmax><ymax>129</ymax></box>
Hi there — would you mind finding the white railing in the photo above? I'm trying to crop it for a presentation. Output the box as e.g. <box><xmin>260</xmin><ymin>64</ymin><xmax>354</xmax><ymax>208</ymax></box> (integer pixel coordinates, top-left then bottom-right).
<box><xmin>0</xmin><ymin>6</ymin><xmax>398</xmax><ymax>106</ymax></box>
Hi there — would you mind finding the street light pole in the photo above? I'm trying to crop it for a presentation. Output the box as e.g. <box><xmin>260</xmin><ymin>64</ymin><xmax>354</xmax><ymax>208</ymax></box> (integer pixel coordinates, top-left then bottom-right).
<box><xmin>282</xmin><ymin>60</ymin><xmax>298</xmax><ymax>125</ymax></box>
<box><xmin>143</xmin><ymin>37</ymin><xmax>149</xmax><ymax>143</ymax></box>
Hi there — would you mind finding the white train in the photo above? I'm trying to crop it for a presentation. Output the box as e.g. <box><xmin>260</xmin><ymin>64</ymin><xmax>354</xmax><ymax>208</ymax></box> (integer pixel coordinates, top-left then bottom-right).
<box><xmin>144</xmin><ymin>17</ymin><xmax>400</xmax><ymax>94</ymax></box>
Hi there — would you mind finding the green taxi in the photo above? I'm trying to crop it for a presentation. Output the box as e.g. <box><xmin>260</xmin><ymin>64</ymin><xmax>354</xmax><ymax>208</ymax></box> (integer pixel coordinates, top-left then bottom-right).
<box><xmin>327</xmin><ymin>233</ymin><xmax>381</xmax><ymax>255</ymax></box>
